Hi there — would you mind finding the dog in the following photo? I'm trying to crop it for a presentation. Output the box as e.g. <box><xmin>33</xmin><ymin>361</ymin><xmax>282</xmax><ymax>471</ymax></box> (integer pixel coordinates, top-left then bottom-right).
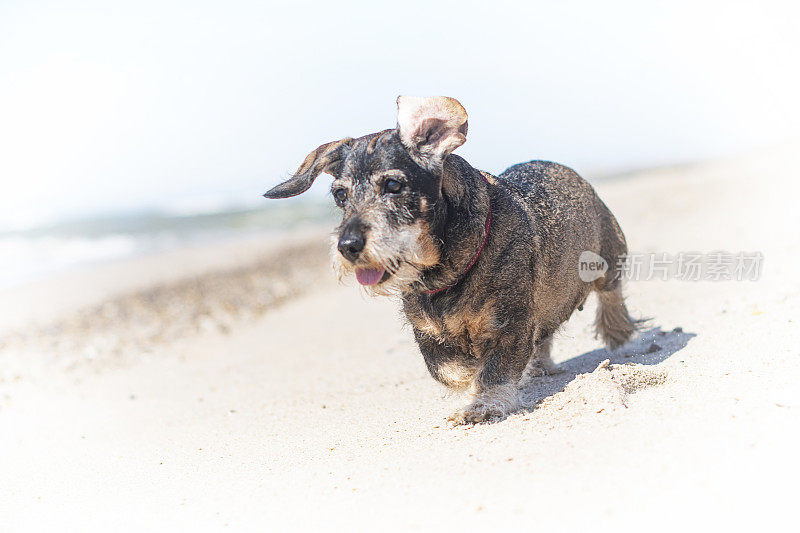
<box><xmin>263</xmin><ymin>96</ymin><xmax>639</xmax><ymax>424</ymax></box>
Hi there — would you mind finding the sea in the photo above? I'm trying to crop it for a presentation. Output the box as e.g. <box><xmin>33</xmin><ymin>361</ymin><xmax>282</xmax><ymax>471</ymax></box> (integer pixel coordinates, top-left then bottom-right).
<box><xmin>0</xmin><ymin>199</ymin><xmax>338</xmax><ymax>290</ymax></box>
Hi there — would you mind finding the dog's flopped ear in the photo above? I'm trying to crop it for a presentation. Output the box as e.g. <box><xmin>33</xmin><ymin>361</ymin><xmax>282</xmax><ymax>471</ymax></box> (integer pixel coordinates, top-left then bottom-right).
<box><xmin>263</xmin><ymin>137</ymin><xmax>353</xmax><ymax>199</ymax></box>
<box><xmin>396</xmin><ymin>95</ymin><xmax>468</xmax><ymax>173</ymax></box>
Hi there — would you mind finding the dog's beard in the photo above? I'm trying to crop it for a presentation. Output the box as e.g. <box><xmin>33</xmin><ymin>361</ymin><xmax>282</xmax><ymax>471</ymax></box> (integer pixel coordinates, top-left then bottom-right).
<box><xmin>330</xmin><ymin>221</ymin><xmax>440</xmax><ymax>297</ymax></box>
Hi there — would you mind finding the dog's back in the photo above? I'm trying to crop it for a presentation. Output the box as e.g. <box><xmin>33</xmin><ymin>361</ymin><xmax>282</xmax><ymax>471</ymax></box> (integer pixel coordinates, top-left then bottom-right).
<box><xmin>497</xmin><ymin>160</ymin><xmax>637</xmax><ymax>348</ymax></box>
<box><xmin>498</xmin><ymin>160</ymin><xmax>626</xmax><ymax>282</ymax></box>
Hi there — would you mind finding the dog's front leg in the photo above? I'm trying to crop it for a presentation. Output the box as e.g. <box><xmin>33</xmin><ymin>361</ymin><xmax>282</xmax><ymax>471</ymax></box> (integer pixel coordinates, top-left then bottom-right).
<box><xmin>448</xmin><ymin>349</ymin><xmax>524</xmax><ymax>425</ymax></box>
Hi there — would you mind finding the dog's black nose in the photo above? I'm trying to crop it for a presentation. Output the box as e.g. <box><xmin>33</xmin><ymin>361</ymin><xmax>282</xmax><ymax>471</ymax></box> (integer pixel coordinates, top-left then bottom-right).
<box><xmin>338</xmin><ymin>231</ymin><xmax>366</xmax><ymax>262</ymax></box>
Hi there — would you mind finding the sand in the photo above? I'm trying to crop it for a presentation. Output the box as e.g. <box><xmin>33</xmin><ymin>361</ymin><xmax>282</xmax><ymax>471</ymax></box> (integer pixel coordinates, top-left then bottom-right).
<box><xmin>2</xmin><ymin>147</ymin><xmax>799</xmax><ymax>531</ymax></box>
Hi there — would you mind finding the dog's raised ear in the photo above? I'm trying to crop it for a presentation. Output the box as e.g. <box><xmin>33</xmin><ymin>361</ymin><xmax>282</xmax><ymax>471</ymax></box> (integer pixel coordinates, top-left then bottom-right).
<box><xmin>396</xmin><ymin>96</ymin><xmax>468</xmax><ymax>173</ymax></box>
<box><xmin>263</xmin><ymin>137</ymin><xmax>353</xmax><ymax>199</ymax></box>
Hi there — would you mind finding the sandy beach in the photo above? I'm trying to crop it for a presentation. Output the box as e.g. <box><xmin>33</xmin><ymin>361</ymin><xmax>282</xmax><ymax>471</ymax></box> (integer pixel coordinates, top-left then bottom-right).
<box><xmin>2</xmin><ymin>147</ymin><xmax>799</xmax><ymax>531</ymax></box>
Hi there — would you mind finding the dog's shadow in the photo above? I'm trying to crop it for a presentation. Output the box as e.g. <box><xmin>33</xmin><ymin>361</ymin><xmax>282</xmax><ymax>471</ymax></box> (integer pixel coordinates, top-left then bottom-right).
<box><xmin>516</xmin><ymin>326</ymin><xmax>696</xmax><ymax>415</ymax></box>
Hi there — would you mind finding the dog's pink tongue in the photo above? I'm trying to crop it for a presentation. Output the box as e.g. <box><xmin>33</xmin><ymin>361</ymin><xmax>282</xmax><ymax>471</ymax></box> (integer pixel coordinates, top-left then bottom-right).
<box><xmin>355</xmin><ymin>267</ymin><xmax>385</xmax><ymax>286</ymax></box>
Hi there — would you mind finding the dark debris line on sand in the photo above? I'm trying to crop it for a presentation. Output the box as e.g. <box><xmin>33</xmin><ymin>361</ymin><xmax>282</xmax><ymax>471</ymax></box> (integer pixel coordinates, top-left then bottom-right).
<box><xmin>0</xmin><ymin>241</ymin><xmax>331</xmax><ymax>367</ymax></box>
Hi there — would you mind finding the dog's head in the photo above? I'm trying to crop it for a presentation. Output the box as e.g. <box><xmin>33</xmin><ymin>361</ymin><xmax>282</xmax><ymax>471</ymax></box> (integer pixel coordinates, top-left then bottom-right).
<box><xmin>264</xmin><ymin>96</ymin><xmax>468</xmax><ymax>295</ymax></box>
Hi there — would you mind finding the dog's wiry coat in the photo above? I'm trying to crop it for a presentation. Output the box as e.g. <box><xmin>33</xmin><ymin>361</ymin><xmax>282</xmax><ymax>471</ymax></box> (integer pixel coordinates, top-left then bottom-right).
<box><xmin>264</xmin><ymin>96</ymin><xmax>639</xmax><ymax>424</ymax></box>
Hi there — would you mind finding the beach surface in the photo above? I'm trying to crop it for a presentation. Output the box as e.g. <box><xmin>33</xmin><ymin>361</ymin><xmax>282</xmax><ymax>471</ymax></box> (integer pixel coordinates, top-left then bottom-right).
<box><xmin>2</xmin><ymin>148</ymin><xmax>799</xmax><ymax>531</ymax></box>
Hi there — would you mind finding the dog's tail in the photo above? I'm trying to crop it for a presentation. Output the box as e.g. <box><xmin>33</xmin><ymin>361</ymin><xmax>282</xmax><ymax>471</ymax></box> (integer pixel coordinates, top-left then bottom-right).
<box><xmin>594</xmin><ymin>286</ymin><xmax>644</xmax><ymax>350</ymax></box>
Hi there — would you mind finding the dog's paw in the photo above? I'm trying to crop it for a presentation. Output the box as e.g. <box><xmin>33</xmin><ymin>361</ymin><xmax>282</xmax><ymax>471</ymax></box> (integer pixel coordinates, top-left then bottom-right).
<box><xmin>543</xmin><ymin>364</ymin><xmax>565</xmax><ymax>375</ymax></box>
<box><xmin>519</xmin><ymin>361</ymin><xmax>563</xmax><ymax>387</ymax></box>
<box><xmin>447</xmin><ymin>384</ymin><xmax>522</xmax><ymax>425</ymax></box>
<box><xmin>447</xmin><ymin>402</ymin><xmax>505</xmax><ymax>425</ymax></box>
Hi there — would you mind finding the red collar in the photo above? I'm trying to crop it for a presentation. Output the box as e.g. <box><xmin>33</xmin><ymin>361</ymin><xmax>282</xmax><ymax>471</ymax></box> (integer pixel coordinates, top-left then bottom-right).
<box><xmin>424</xmin><ymin>175</ymin><xmax>492</xmax><ymax>295</ymax></box>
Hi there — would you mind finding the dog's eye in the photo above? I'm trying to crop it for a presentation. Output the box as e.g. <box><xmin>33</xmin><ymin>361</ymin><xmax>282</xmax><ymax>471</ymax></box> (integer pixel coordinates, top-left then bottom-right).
<box><xmin>333</xmin><ymin>188</ymin><xmax>348</xmax><ymax>205</ymax></box>
<box><xmin>383</xmin><ymin>179</ymin><xmax>403</xmax><ymax>195</ymax></box>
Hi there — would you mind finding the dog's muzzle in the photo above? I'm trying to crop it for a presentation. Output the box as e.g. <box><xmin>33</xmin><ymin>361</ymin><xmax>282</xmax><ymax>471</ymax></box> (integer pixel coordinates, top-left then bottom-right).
<box><xmin>337</xmin><ymin>225</ymin><xmax>387</xmax><ymax>286</ymax></box>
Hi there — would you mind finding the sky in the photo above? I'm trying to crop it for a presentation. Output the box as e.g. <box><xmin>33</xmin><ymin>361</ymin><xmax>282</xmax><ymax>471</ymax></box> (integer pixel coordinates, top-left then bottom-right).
<box><xmin>1</xmin><ymin>0</ymin><xmax>798</xmax><ymax>231</ymax></box>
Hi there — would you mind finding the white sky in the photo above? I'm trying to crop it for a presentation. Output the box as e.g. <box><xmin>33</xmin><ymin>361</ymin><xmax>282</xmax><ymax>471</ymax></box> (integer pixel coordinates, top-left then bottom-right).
<box><xmin>1</xmin><ymin>0</ymin><xmax>798</xmax><ymax>230</ymax></box>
